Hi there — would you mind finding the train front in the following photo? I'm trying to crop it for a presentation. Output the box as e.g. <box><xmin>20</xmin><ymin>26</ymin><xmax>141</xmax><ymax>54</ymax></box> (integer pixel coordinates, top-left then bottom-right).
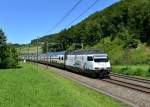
<box><xmin>92</xmin><ymin>54</ymin><xmax>111</xmax><ymax>78</ymax></box>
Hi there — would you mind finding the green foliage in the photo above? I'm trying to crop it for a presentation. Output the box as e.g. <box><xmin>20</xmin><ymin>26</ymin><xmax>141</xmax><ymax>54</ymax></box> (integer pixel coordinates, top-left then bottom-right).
<box><xmin>42</xmin><ymin>42</ymin><xmax>64</xmax><ymax>53</ymax></box>
<box><xmin>0</xmin><ymin>44</ymin><xmax>18</xmax><ymax>69</ymax></box>
<box><xmin>112</xmin><ymin>65</ymin><xmax>150</xmax><ymax>78</ymax></box>
<box><xmin>34</xmin><ymin>0</ymin><xmax>150</xmax><ymax>46</ymax></box>
<box><xmin>129</xmin><ymin>44</ymin><xmax>150</xmax><ymax>64</ymax></box>
<box><xmin>42</xmin><ymin>42</ymin><xmax>47</xmax><ymax>53</ymax></box>
<box><xmin>93</xmin><ymin>37</ymin><xmax>125</xmax><ymax>64</ymax></box>
<box><xmin>117</xmin><ymin>27</ymin><xmax>140</xmax><ymax>48</ymax></box>
<box><xmin>18</xmin><ymin>45</ymin><xmax>42</xmax><ymax>55</ymax></box>
<box><xmin>92</xmin><ymin>37</ymin><xmax>150</xmax><ymax>65</ymax></box>
<box><xmin>0</xmin><ymin>29</ymin><xmax>6</xmax><ymax>45</ymax></box>
<box><xmin>0</xmin><ymin>29</ymin><xmax>18</xmax><ymax>69</ymax></box>
<box><xmin>148</xmin><ymin>67</ymin><xmax>150</xmax><ymax>75</ymax></box>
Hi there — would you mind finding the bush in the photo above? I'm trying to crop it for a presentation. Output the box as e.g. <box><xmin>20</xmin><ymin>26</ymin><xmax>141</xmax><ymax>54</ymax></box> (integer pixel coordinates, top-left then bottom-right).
<box><xmin>1</xmin><ymin>57</ymin><xmax>17</xmax><ymax>68</ymax></box>
<box><xmin>0</xmin><ymin>45</ymin><xmax>18</xmax><ymax>69</ymax></box>
<box><xmin>147</xmin><ymin>67</ymin><xmax>150</xmax><ymax>77</ymax></box>
<box><xmin>149</xmin><ymin>68</ymin><xmax>150</xmax><ymax>73</ymax></box>
<box><xmin>120</xmin><ymin>67</ymin><xmax>131</xmax><ymax>75</ymax></box>
<box><xmin>133</xmin><ymin>68</ymin><xmax>143</xmax><ymax>76</ymax></box>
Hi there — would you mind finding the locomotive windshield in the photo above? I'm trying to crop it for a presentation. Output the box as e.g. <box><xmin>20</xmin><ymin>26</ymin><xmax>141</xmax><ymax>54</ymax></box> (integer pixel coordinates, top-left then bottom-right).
<box><xmin>94</xmin><ymin>58</ymin><xmax>108</xmax><ymax>62</ymax></box>
<box><xmin>87</xmin><ymin>56</ymin><xmax>93</xmax><ymax>61</ymax></box>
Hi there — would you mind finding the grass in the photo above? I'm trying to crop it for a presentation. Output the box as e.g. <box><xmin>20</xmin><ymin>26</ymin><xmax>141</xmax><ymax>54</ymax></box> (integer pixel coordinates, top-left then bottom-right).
<box><xmin>0</xmin><ymin>63</ymin><xmax>129</xmax><ymax>107</ymax></box>
<box><xmin>112</xmin><ymin>65</ymin><xmax>150</xmax><ymax>79</ymax></box>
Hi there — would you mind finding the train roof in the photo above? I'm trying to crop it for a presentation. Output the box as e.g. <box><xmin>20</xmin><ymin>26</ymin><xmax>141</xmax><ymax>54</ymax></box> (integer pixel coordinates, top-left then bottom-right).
<box><xmin>42</xmin><ymin>49</ymin><xmax>105</xmax><ymax>56</ymax></box>
<box><xmin>67</xmin><ymin>49</ymin><xmax>105</xmax><ymax>55</ymax></box>
<box><xmin>47</xmin><ymin>51</ymin><xmax>66</xmax><ymax>56</ymax></box>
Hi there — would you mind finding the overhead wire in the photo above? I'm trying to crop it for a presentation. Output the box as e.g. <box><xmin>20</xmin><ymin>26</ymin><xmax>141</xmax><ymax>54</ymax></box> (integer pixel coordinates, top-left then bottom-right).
<box><xmin>36</xmin><ymin>0</ymin><xmax>99</xmax><ymax>51</ymax></box>
<box><xmin>49</xmin><ymin>0</ymin><xmax>83</xmax><ymax>33</ymax></box>
<box><xmin>67</xmin><ymin>0</ymin><xmax>99</xmax><ymax>27</ymax></box>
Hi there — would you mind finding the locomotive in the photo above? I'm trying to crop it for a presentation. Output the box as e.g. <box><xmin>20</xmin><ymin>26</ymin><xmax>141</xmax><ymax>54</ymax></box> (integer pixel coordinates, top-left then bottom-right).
<box><xmin>21</xmin><ymin>49</ymin><xmax>111</xmax><ymax>78</ymax></box>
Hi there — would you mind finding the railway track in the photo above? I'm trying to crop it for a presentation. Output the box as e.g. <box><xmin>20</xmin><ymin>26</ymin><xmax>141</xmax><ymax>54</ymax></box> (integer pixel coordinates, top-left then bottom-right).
<box><xmin>34</xmin><ymin>60</ymin><xmax>150</xmax><ymax>94</ymax></box>
<box><xmin>110</xmin><ymin>72</ymin><xmax>150</xmax><ymax>84</ymax></box>
<box><xmin>35</xmin><ymin>60</ymin><xmax>150</xmax><ymax>94</ymax></box>
<box><xmin>31</xmin><ymin>62</ymin><xmax>150</xmax><ymax>107</ymax></box>
<box><xmin>103</xmin><ymin>73</ymin><xmax>150</xmax><ymax>94</ymax></box>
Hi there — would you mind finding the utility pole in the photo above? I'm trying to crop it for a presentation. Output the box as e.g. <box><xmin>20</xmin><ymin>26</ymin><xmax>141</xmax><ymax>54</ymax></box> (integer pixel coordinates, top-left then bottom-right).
<box><xmin>36</xmin><ymin>36</ymin><xmax>39</xmax><ymax>68</ymax></box>
<box><xmin>60</xmin><ymin>43</ymin><xmax>63</xmax><ymax>51</ymax></box>
<box><xmin>73</xmin><ymin>43</ymin><xmax>84</xmax><ymax>49</ymax></box>
<box><xmin>81</xmin><ymin>43</ymin><xmax>83</xmax><ymax>49</ymax></box>
<box><xmin>36</xmin><ymin>37</ymin><xmax>39</xmax><ymax>61</ymax></box>
<box><xmin>28</xmin><ymin>45</ymin><xmax>29</xmax><ymax>60</ymax></box>
<box><xmin>47</xmin><ymin>42</ymin><xmax>49</xmax><ymax>69</ymax></box>
<box><xmin>19</xmin><ymin>47</ymin><xmax>21</xmax><ymax>61</ymax></box>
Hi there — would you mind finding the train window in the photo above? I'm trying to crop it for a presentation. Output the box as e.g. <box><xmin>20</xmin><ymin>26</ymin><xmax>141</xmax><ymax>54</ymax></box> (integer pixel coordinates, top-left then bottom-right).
<box><xmin>87</xmin><ymin>56</ymin><xmax>93</xmax><ymax>61</ymax></box>
<box><xmin>94</xmin><ymin>58</ymin><xmax>108</xmax><ymax>62</ymax></box>
<box><xmin>62</xmin><ymin>57</ymin><xmax>63</xmax><ymax>60</ymax></box>
<box><xmin>59</xmin><ymin>57</ymin><xmax>60</xmax><ymax>60</ymax></box>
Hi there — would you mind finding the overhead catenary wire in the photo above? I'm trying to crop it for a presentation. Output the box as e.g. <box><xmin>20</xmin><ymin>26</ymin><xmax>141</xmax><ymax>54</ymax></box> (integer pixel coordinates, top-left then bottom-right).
<box><xmin>49</xmin><ymin>0</ymin><xmax>83</xmax><ymax>33</ymax></box>
<box><xmin>67</xmin><ymin>0</ymin><xmax>99</xmax><ymax>27</ymax></box>
<box><xmin>34</xmin><ymin>0</ymin><xmax>99</xmax><ymax>54</ymax></box>
<box><xmin>37</xmin><ymin>0</ymin><xmax>98</xmax><ymax>41</ymax></box>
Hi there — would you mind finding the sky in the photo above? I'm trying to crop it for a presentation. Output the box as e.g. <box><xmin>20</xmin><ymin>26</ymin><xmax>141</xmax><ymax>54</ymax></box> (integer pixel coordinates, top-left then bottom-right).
<box><xmin>0</xmin><ymin>0</ymin><xmax>119</xmax><ymax>44</ymax></box>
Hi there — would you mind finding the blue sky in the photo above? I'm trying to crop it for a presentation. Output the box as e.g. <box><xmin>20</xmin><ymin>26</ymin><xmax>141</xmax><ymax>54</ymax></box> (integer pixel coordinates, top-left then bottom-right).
<box><xmin>0</xmin><ymin>0</ymin><xmax>119</xmax><ymax>44</ymax></box>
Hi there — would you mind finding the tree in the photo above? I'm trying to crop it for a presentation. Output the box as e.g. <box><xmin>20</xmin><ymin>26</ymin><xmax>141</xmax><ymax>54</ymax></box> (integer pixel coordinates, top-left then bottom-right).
<box><xmin>38</xmin><ymin>0</ymin><xmax>150</xmax><ymax>48</ymax></box>
<box><xmin>0</xmin><ymin>29</ymin><xmax>7</xmax><ymax>65</ymax></box>
<box><xmin>0</xmin><ymin>29</ymin><xmax>18</xmax><ymax>69</ymax></box>
<box><xmin>0</xmin><ymin>29</ymin><xmax>6</xmax><ymax>45</ymax></box>
<box><xmin>118</xmin><ymin>27</ymin><xmax>139</xmax><ymax>48</ymax></box>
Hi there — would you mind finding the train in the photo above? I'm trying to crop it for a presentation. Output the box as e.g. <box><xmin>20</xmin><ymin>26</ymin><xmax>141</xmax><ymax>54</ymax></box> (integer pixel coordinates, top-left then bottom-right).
<box><xmin>21</xmin><ymin>49</ymin><xmax>111</xmax><ymax>78</ymax></box>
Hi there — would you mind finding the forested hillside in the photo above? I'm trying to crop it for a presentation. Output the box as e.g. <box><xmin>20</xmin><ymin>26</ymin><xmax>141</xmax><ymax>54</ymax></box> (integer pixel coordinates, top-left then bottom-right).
<box><xmin>31</xmin><ymin>0</ymin><xmax>150</xmax><ymax>64</ymax></box>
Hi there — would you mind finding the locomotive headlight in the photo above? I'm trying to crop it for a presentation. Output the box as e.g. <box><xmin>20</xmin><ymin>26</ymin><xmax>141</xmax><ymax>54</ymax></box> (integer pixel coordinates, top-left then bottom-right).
<box><xmin>106</xmin><ymin>67</ymin><xmax>111</xmax><ymax>71</ymax></box>
<box><xmin>95</xmin><ymin>67</ymin><xmax>100</xmax><ymax>70</ymax></box>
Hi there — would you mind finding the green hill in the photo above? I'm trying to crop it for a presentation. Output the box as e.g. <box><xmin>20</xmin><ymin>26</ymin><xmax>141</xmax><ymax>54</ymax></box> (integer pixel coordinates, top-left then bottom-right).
<box><xmin>18</xmin><ymin>46</ymin><xmax>42</xmax><ymax>55</ymax></box>
<box><xmin>31</xmin><ymin>0</ymin><xmax>150</xmax><ymax>65</ymax></box>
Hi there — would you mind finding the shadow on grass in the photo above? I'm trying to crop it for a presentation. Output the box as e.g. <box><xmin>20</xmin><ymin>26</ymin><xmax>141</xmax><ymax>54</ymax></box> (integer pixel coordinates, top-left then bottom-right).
<box><xmin>0</xmin><ymin>65</ymin><xmax>22</xmax><ymax>70</ymax></box>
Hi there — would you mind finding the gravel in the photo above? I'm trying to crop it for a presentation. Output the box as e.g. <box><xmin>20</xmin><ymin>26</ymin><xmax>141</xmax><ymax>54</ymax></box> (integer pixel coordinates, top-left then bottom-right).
<box><xmin>38</xmin><ymin>64</ymin><xmax>150</xmax><ymax>107</ymax></box>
